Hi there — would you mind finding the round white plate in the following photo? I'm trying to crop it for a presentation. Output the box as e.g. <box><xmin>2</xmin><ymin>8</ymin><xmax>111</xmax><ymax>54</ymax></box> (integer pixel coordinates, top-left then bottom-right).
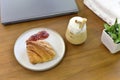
<box><xmin>14</xmin><ymin>28</ymin><xmax>65</xmax><ymax>71</ymax></box>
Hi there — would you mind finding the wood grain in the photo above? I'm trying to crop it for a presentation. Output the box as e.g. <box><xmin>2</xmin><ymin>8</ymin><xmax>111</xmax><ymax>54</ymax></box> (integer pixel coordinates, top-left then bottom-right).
<box><xmin>1</xmin><ymin>0</ymin><xmax>120</xmax><ymax>80</ymax></box>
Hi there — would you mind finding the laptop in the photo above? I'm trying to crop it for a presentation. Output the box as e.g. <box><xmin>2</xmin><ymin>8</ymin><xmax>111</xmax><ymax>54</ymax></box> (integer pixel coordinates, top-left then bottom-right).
<box><xmin>1</xmin><ymin>0</ymin><xmax>78</xmax><ymax>24</ymax></box>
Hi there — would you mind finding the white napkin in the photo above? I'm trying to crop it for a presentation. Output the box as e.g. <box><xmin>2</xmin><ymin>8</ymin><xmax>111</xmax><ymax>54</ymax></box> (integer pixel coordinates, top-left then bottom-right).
<box><xmin>84</xmin><ymin>0</ymin><xmax>120</xmax><ymax>25</ymax></box>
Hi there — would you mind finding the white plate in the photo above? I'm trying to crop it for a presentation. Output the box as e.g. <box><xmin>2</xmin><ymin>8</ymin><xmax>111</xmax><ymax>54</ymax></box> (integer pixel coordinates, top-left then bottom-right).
<box><xmin>14</xmin><ymin>28</ymin><xmax>65</xmax><ymax>71</ymax></box>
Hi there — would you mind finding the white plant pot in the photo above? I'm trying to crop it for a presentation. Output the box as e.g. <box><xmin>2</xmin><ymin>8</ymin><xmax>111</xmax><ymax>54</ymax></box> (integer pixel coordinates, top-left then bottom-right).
<box><xmin>101</xmin><ymin>29</ymin><xmax>120</xmax><ymax>53</ymax></box>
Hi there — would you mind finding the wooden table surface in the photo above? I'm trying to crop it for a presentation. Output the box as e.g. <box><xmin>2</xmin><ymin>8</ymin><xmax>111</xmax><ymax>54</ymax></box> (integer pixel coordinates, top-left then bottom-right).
<box><xmin>1</xmin><ymin>0</ymin><xmax>120</xmax><ymax>80</ymax></box>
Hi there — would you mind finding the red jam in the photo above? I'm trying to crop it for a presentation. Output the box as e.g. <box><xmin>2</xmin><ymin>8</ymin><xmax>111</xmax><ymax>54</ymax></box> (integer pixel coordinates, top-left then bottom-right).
<box><xmin>28</xmin><ymin>31</ymin><xmax>49</xmax><ymax>41</ymax></box>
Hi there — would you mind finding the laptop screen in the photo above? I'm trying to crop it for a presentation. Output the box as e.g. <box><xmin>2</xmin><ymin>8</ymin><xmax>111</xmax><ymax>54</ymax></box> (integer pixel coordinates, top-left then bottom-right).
<box><xmin>1</xmin><ymin>0</ymin><xmax>78</xmax><ymax>24</ymax></box>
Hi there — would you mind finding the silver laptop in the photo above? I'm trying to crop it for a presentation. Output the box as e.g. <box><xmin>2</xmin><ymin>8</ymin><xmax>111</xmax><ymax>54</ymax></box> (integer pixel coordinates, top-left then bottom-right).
<box><xmin>1</xmin><ymin>0</ymin><xmax>78</xmax><ymax>24</ymax></box>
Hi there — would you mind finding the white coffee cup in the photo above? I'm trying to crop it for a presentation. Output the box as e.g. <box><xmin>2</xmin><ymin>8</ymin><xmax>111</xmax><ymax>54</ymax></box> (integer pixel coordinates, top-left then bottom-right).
<box><xmin>65</xmin><ymin>16</ymin><xmax>87</xmax><ymax>45</ymax></box>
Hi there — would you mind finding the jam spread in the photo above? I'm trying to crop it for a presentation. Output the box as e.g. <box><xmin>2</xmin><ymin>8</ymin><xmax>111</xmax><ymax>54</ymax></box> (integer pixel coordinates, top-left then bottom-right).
<box><xmin>28</xmin><ymin>31</ymin><xmax>49</xmax><ymax>41</ymax></box>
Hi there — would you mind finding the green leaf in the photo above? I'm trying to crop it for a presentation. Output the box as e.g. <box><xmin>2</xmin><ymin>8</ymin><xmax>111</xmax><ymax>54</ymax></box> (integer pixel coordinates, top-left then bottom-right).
<box><xmin>115</xmin><ymin>24</ymin><xmax>118</xmax><ymax>30</ymax></box>
<box><xmin>109</xmin><ymin>32</ymin><xmax>117</xmax><ymax>40</ymax></box>
<box><xmin>118</xmin><ymin>24</ymin><xmax>120</xmax><ymax>34</ymax></box>
<box><xmin>110</xmin><ymin>25</ymin><xmax>115</xmax><ymax>32</ymax></box>
<box><xmin>104</xmin><ymin>24</ymin><xmax>110</xmax><ymax>31</ymax></box>
<box><xmin>115</xmin><ymin>38</ymin><xmax>120</xmax><ymax>43</ymax></box>
<box><xmin>114</xmin><ymin>18</ymin><xmax>118</xmax><ymax>25</ymax></box>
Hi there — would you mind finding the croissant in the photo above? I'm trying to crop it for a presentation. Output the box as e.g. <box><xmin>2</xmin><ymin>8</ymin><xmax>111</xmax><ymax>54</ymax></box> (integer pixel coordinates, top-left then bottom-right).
<box><xmin>26</xmin><ymin>40</ymin><xmax>56</xmax><ymax>64</ymax></box>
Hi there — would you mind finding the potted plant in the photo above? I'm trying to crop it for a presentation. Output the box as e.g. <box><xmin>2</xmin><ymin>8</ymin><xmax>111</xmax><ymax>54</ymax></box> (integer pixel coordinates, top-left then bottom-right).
<box><xmin>101</xmin><ymin>19</ymin><xmax>120</xmax><ymax>53</ymax></box>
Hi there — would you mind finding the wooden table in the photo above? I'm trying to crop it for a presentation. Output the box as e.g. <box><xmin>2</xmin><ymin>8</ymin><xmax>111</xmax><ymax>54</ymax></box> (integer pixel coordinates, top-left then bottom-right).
<box><xmin>1</xmin><ymin>0</ymin><xmax>120</xmax><ymax>80</ymax></box>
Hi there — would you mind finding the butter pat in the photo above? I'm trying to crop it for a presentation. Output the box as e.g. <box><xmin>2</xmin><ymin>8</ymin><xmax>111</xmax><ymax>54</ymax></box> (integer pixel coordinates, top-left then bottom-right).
<box><xmin>65</xmin><ymin>16</ymin><xmax>87</xmax><ymax>45</ymax></box>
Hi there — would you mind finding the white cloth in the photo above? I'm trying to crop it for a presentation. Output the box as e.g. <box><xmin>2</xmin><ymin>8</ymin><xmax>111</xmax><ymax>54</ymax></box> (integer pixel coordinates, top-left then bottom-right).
<box><xmin>84</xmin><ymin>0</ymin><xmax>120</xmax><ymax>25</ymax></box>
